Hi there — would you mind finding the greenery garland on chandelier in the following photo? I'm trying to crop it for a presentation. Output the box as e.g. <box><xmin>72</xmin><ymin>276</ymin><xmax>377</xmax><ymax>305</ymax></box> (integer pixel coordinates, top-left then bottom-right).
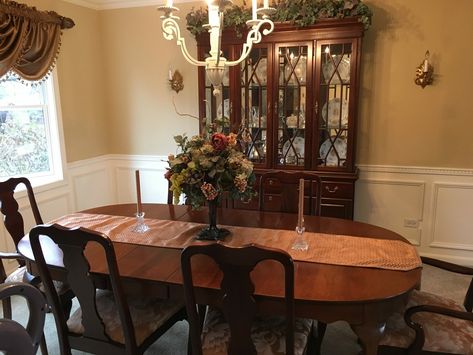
<box><xmin>186</xmin><ymin>0</ymin><xmax>372</xmax><ymax>38</ymax></box>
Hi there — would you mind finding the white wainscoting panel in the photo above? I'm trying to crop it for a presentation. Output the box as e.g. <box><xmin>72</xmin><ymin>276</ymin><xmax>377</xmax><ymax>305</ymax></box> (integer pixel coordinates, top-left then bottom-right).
<box><xmin>357</xmin><ymin>165</ymin><xmax>473</xmax><ymax>265</ymax></box>
<box><xmin>430</xmin><ymin>183</ymin><xmax>473</xmax><ymax>251</ymax></box>
<box><xmin>111</xmin><ymin>155</ymin><xmax>169</xmax><ymax>204</ymax></box>
<box><xmin>68</xmin><ymin>156</ymin><xmax>115</xmax><ymax>211</ymax></box>
<box><xmin>355</xmin><ymin>179</ymin><xmax>425</xmax><ymax>245</ymax></box>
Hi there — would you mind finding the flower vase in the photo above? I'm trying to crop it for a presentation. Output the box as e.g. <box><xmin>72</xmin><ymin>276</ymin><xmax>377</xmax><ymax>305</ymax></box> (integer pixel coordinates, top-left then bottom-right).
<box><xmin>197</xmin><ymin>199</ymin><xmax>230</xmax><ymax>241</ymax></box>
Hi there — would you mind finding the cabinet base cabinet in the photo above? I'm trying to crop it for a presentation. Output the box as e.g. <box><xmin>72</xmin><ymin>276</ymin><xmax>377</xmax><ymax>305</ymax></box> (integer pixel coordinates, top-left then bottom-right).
<box><xmin>228</xmin><ymin>170</ymin><xmax>357</xmax><ymax>220</ymax></box>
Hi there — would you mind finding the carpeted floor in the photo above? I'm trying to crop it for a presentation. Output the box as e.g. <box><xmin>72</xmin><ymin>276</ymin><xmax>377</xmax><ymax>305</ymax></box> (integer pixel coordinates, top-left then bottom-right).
<box><xmin>2</xmin><ymin>263</ymin><xmax>471</xmax><ymax>354</ymax></box>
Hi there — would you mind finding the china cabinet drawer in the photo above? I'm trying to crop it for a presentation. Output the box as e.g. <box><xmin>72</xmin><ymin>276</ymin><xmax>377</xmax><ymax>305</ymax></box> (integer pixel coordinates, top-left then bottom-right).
<box><xmin>321</xmin><ymin>182</ymin><xmax>353</xmax><ymax>199</ymax></box>
<box><xmin>233</xmin><ymin>197</ymin><xmax>259</xmax><ymax>210</ymax></box>
<box><xmin>262</xmin><ymin>177</ymin><xmax>283</xmax><ymax>193</ymax></box>
<box><xmin>261</xmin><ymin>194</ymin><xmax>283</xmax><ymax>211</ymax></box>
<box><xmin>321</xmin><ymin>198</ymin><xmax>354</xmax><ymax>219</ymax></box>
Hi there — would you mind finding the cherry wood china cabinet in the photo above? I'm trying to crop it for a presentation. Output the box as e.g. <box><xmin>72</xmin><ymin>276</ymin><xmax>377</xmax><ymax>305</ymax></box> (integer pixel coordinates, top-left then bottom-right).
<box><xmin>197</xmin><ymin>18</ymin><xmax>365</xmax><ymax>219</ymax></box>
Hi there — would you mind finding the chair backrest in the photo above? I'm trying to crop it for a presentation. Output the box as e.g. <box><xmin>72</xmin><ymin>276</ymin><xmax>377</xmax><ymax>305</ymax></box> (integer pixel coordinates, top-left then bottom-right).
<box><xmin>181</xmin><ymin>243</ymin><xmax>295</xmax><ymax>355</ymax></box>
<box><xmin>259</xmin><ymin>171</ymin><xmax>322</xmax><ymax>216</ymax></box>
<box><xmin>29</xmin><ymin>224</ymin><xmax>137</xmax><ymax>355</ymax></box>
<box><xmin>0</xmin><ymin>282</ymin><xmax>47</xmax><ymax>355</ymax></box>
<box><xmin>0</xmin><ymin>177</ymin><xmax>43</xmax><ymax>247</ymax></box>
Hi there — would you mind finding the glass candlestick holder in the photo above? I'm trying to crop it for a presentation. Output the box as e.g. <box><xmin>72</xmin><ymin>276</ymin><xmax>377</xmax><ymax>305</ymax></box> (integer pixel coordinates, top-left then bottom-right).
<box><xmin>291</xmin><ymin>225</ymin><xmax>308</xmax><ymax>251</ymax></box>
<box><xmin>132</xmin><ymin>211</ymin><xmax>150</xmax><ymax>233</ymax></box>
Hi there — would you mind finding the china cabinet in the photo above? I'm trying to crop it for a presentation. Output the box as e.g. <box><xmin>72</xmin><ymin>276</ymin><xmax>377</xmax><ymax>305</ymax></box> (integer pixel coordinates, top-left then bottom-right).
<box><xmin>196</xmin><ymin>18</ymin><xmax>364</xmax><ymax>219</ymax></box>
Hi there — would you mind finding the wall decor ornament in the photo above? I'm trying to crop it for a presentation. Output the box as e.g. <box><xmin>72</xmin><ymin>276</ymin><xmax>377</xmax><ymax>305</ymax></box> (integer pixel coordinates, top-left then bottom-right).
<box><xmin>168</xmin><ymin>69</ymin><xmax>184</xmax><ymax>93</ymax></box>
<box><xmin>415</xmin><ymin>50</ymin><xmax>434</xmax><ymax>89</ymax></box>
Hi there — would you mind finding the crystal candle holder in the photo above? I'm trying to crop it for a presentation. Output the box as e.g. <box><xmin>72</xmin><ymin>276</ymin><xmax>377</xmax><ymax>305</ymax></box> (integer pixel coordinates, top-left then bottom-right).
<box><xmin>132</xmin><ymin>211</ymin><xmax>150</xmax><ymax>233</ymax></box>
<box><xmin>292</xmin><ymin>225</ymin><xmax>308</xmax><ymax>251</ymax></box>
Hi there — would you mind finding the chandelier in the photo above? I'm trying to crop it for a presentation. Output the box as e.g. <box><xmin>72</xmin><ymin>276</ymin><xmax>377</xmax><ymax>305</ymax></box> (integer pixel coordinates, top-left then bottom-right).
<box><xmin>158</xmin><ymin>0</ymin><xmax>276</xmax><ymax>96</ymax></box>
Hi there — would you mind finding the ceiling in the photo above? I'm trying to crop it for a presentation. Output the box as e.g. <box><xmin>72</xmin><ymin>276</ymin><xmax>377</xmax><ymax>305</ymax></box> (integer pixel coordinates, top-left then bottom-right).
<box><xmin>63</xmin><ymin>0</ymin><xmax>196</xmax><ymax>10</ymax></box>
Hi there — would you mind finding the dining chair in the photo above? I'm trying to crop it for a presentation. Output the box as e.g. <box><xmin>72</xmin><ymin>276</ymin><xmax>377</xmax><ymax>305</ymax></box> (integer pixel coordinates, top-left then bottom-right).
<box><xmin>29</xmin><ymin>223</ymin><xmax>187</xmax><ymax>355</ymax></box>
<box><xmin>378</xmin><ymin>256</ymin><xmax>473</xmax><ymax>354</ymax></box>
<box><xmin>181</xmin><ymin>242</ymin><xmax>314</xmax><ymax>355</ymax></box>
<box><xmin>0</xmin><ymin>177</ymin><xmax>73</xmax><ymax>354</ymax></box>
<box><xmin>0</xmin><ymin>282</ymin><xmax>47</xmax><ymax>355</ymax></box>
<box><xmin>259</xmin><ymin>171</ymin><xmax>322</xmax><ymax>216</ymax></box>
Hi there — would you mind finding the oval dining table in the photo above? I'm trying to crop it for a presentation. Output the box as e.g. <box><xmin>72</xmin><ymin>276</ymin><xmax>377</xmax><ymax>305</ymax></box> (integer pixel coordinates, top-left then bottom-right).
<box><xmin>17</xmin><ymin>203</ymin><xmax>422</xmax><ymax>355</ymax></box>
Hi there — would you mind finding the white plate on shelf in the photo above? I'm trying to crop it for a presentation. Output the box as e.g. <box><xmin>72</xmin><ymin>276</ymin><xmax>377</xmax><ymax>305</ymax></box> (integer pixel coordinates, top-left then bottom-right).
<box><xmin>322</xmin><ymin>55</ymin><xmax>350</xmax><ymax>84</ymax></box>
<box><xmin>319</xmin><ymin>137</ymin><xmax>347</xmax><ymax>166</ymax></box>
<box><xmin>282</xmin><ymin>137</ymin><xmax>305</xmax><ymax>163</ymax></box>
<box><xmin>321</xmin><ymin>98</ymin><xmax>349</xmax><ymax>128</ymax></box>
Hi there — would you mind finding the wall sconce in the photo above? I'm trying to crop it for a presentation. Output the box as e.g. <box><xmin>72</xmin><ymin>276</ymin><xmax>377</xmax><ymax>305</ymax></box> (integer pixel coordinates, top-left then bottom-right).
<box><xmin>415</xmin><ymin>50</ymin><xmax>434</xmax><ymax>88</ymax></box>
<box><xmin>168</xmin><ymin>68</ymin><xmax>184</xmax><ymax>93</ymax></box>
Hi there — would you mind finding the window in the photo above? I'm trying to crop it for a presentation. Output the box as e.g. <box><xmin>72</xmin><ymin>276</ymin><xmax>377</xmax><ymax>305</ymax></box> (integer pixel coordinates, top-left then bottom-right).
<box><xmin>0</xmin><ymin>75</ymin><xmax>64</xmax><ymax>186</ymax></box>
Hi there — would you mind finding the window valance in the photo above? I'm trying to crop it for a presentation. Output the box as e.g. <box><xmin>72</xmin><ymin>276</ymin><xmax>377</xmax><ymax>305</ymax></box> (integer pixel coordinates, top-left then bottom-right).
<box><xmin>0</xmin><ymin>0</ymin><xmax>74</xmax><ymax>81</ymax></box>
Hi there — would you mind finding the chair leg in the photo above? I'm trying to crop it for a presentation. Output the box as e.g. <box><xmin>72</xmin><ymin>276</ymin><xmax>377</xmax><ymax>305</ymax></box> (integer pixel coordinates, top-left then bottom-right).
<box><xmin>39</xmin><ymin>332</ymin><xmax>48</xmax><ymax>355</ymax></box>
<box><xmin>2</xmin><ymin>297</ymin><xmax>12</xmax><ymax>319</ymax></box>
<box><xmin>61</xmin><ymin>297</ymin><xmax>73</xmax><ymax>320</ymax></box>
<box><xmin>315</xmin><ymin>321</ymin><xmax>327</xmax><ymax>355</ymax></box>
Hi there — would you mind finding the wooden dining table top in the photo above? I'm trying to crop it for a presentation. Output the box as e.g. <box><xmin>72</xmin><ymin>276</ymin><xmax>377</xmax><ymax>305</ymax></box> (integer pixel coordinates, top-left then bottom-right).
<box><xmin>18</xmin><ymin>203</ymin><xmax>422</xmax><ymax>354</ymax></box>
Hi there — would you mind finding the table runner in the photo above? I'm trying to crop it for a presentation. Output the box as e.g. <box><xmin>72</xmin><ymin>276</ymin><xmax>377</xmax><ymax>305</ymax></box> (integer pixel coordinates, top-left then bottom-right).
<box><xmin>51</xmin><ymin>213</ymin><xmax>421</xmax><ymax>271</ymax></box>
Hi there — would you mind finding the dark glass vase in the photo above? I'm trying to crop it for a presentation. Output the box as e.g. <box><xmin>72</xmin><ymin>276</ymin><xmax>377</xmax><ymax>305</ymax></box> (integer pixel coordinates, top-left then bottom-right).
<box><xmin>197</xmin><ymin>199</ymin><xmax>230</xmax><ymax>241</ymax></box>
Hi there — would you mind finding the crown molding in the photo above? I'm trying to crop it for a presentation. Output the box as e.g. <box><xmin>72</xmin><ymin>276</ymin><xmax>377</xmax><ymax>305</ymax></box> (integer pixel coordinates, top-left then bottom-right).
<box><xmin>62</xmin><ymin>0</ymin><xmax>198</xmax><ymax>10</ymax></box>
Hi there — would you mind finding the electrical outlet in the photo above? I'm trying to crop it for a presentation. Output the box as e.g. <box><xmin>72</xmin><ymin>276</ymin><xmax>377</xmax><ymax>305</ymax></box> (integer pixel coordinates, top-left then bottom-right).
<box><xmin>404</xmin><ymin>219</ymin><xmax>419</xmax><ymax>228</ymax></box>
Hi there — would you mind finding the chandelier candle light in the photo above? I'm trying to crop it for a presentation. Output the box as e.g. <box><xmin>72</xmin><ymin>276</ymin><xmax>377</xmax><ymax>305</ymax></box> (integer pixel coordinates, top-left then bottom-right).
<box><xmin>158</xmin><ymin>0</ymin><xmax>276</xmax><ymax>97</ymax></box>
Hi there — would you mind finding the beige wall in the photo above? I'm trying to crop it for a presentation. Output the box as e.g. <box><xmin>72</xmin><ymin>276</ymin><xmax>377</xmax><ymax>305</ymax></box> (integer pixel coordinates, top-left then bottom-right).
<box><xmin>359</xmin><ymin>0</ymin><xmax>473</xmax><ymax>168</ymax></box>
<box><xmin>25</xmin><ymin>1</ymin><xmax>473</xmax><ymax>168</ymax></box>
<box><xmin>22</xmin><ymin>0</ymin><xmax>109</xmax><ymax>163</ymax></box>
<box><xmin>100</xmin><ymin>3</ymin><xmax>200</xmax><ymax>156</ymax></box>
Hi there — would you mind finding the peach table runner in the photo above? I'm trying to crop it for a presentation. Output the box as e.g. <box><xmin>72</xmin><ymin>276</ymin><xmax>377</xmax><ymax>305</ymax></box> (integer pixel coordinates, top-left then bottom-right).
<box><xmin>51</xmin><ymin>213</ymin><xmax>421</xmax><ymax>271</ymax></box>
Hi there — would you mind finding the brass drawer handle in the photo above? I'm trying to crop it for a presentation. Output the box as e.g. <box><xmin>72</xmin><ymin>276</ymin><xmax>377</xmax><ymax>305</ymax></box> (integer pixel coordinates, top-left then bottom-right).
<box><xmin>269</xmin><ymin>179</ymin><xmax>274</xmax><ymax>185</ymax></box>
<box><xmin>268</xmin><ymin>196</ymin><xmax>273</xmax><ymax>201</ymax></box>
<box><xmin>325</xmin><ymin>186</ymin><xmax>339</xmax><ymax>193</ymax></box>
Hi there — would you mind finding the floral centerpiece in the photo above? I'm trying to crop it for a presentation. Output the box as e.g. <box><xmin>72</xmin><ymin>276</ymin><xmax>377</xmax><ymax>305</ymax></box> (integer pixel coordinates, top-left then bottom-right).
<box><xmin>165</xmin><ymin>124</ymin><xmax>256</xmax><ymax>240</ymax></box>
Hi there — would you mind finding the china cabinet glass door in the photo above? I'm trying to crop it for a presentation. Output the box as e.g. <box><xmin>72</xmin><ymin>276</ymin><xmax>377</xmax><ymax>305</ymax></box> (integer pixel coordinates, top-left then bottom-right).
<box><xmin>275</xmin><ymin>44</ymin><xmax>310</xmax><ymax>168</ymax></box>
<box><xmin>240</xmin><ymin>46</ymin><xmax>269</xmax><ymax>166</ymax></box>
<box><xmin>315</xmin><ymin>41</ymin><xmax>352</xmax><ymax>169</ymax></box>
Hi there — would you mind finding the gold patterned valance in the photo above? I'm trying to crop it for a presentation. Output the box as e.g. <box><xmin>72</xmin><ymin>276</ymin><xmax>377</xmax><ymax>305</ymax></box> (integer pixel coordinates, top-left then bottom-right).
<box><xmin>0</xmin><ymin>0</ymin><xmax>74</xmax><ymax>81</ymax></box>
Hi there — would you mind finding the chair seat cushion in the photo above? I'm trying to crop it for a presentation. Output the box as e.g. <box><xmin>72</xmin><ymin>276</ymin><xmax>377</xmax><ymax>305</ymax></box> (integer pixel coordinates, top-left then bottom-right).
<box><xmin>201</xmin><ymin>307</ymin><xmax>313</xmax><ymax>355</ymax></box>
<box><xmin>380</xmin><ymin>289</ymin><xmax>473</xmax><ymax>354</ymax></box>
<box><xmin>67</xmin><ymin>290</ymin><xmax>184</xmax><ymax>345</ymax></box>
<box><xmin>5</xmin><ymin>266</ymin><xmax>69</xmax><ymax>295</ymax></box>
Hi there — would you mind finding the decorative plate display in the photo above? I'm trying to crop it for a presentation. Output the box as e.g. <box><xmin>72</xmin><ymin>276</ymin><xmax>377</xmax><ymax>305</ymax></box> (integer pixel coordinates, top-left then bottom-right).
<box><xmin>321</xmin><ymin>98</ymin><xmax>349</xmax><ymax>128</ymax></box>
<box><xmin>282</xmin><ymin>137</ymin><xmax>305</xmax><ymax>163</ymax></box>
<box><xmin>253</xmin><ymin>58</ymin><xmax>267</xmax><ymax>85</ymax></box>
<box><xmin>217</xmin><ymin>98</ymin><xmax>230</xmax><ymax>118</ymax></box>
<box><xmin>322</xmin><ymin>55</ymin><xmax>350</xmax><ymax>84</ymax></box>
<box><xmin>319</xmin><ymin>137</ymin><xmax>347</xmax><ymax>166</ymax></box>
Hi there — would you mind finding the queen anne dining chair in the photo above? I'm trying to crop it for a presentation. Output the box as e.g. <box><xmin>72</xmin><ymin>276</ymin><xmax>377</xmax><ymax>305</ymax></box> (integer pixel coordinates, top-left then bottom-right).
<box><xmin>181</xmin><ymin>242</ymin><xmax>314</xmax><ymax>355</ymax></box>
<box><xmin>0</xmin><ymin>177</ymin><xmax>74</xmax><ymax>354</ymax></box>
<box><xmin>0</xmin><ymin>282</ymin><xmax>47</xmax><ymax>355</ymax></box>
<box><xmin>29</xmin><ymin>223</ymin><xmax>187</xmax><ymax>355</ymax></box>
<box><xmin>378</xmin><ymin>256</ymin><xmax>473</xmax><ymax>354</ymax></box>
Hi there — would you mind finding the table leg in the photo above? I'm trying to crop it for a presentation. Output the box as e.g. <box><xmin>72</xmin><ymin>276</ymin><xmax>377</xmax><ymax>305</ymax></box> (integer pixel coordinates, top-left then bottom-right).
<box><xmin>350</xmin><ymin>321</ymin><xmax>386</xmax><ymax>355</ymax></box>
